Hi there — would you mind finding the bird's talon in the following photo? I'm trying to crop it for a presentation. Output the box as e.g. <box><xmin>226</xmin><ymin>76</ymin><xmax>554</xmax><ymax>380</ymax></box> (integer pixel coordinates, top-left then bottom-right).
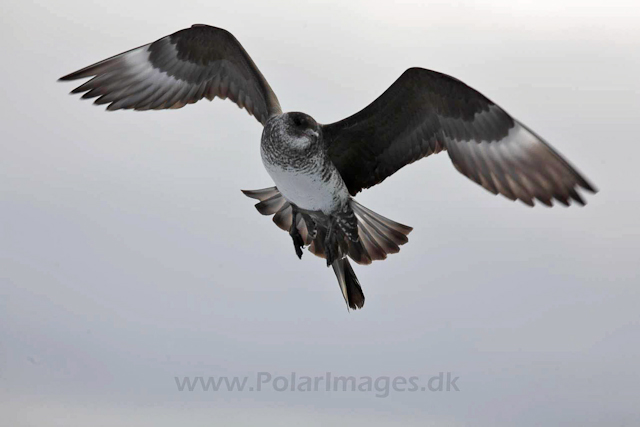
<box><xmin>294</xmin><ymin>242</ymin><xmax>303</xmax><ymax>259</ymax></box>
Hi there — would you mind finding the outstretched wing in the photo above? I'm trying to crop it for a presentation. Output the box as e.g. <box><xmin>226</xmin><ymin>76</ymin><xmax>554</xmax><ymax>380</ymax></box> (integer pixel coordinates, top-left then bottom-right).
<box><xmin>59</xmin><ymin>24</ymin><xmax>282</xmax><ymax>124</ymax></box>
<box><xmin>323</xmin><ymin>68</ymin><xmax>596</xmax><ymax>206</ymax></box>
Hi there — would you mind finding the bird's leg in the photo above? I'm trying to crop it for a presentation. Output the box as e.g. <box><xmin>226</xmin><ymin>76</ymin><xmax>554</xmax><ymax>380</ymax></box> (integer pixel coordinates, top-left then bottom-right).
<box><xmin>301</xmin><ymin>212</ymin><xmax>317</xmax><ymax>240</ymax></box>
<box><xmin>289</xmin><ymin>206</ymin><xmax>304</xmax><ymax>260</ymax></box>
<box><xmin>324</xmin><ymin>220</ymin><xmax>337</xmax><ymax>267</ymax></box>
<box><xmin>325</xmin><ymin>205</ymin><xmax>357</xmax><ymax>266</ymax></box>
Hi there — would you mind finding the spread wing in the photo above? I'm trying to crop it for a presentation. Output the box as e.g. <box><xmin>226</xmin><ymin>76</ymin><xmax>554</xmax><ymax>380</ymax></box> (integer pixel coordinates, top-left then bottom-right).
<box><xmin>59</xmin><ymin>24</ymin><xmax>282</xmax><ymax>124</ymax></box>
<box><xmin>323</xmin><ymin>68</ymin><xmax>596</xmax><ymax>206</ymax></box>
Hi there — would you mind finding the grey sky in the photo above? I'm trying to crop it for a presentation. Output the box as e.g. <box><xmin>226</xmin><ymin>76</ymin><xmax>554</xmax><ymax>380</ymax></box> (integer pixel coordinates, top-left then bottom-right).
<box><xmin>2</xmin><ymin>1</ymin><xmax>639</xmax><ymax>426</ymax></box>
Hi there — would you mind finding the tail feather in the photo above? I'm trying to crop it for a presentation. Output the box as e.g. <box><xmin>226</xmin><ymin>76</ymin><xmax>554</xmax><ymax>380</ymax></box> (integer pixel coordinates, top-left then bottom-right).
<box><xmin>351</xmin><ymin>200</ymin><xmax>413</xmax><ymax>235</ymax></box>
<box><xmin>308</xmin><ymin>226</ymin><xmax>327</xmax><ymax>258</ymax></box>
<box><xmin>272</xmin><ymin>203</ymin><xmax>293</xmax><ymax>231</ymax></box>
<box><xmin>349</xmin><ymin>199</ymin><xmax>412</xmax><ymax>264</ymax></box>
<box><xmin>254</xmin><ymin>193</ymin><xmax>287</xmax><ymax>215</ymax></box>
<box><xmin>241</xmin><ymin>187</ymin><xmax>279</xmax><ymax>201</ymax></box>
<box><xmin>347</xmin><ymin>233</ymin><xmax>371</xmax><ymax>265</ymax></box>
<box><xmin>351</xmin><ymin>200</ymin><xmax>412</xmax><ymax>246</ymax></box>
<box><xmin>242</xmin><ymin>187</ymin><xmax>412</xmax><ymax>264</ymax></box>
<box><xmin>356</xmin><ymin>222</ymin><xmax>388</xmax><ymax>261</ymax></box>
<box><xmin>332</xmin><ymin>258</ymin><xmax>365</xmax><ymax>310</ymax></box>
<box><xmin>359</xmin><ymin>219</ymin><xmax>401</xmax><ymax>255</ymax></box>
<box><xmin>242</xmin><ymin>187</ymin><xmax>413</xmax><ymax>310</ymax></box>
<box><xmin>244</xmin><ymin>188</ymin><xmax>314</xmax><ymax>244</ymax></box>
<box><xmin>296</xmin><ymin>214</ymin><xmax>313</xmax><ymax>245</ymax></box>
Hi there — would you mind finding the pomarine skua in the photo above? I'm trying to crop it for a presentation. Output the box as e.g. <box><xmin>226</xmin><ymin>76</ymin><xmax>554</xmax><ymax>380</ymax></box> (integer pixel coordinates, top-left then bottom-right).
<box><xmin>60</xmin><ymin>24</ymin><xmax>597</xmax><ymax>310</ymax></box>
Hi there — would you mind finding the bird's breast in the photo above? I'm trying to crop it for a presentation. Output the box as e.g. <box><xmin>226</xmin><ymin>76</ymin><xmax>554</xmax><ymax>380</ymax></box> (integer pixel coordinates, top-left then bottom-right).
<box><xmin>261</xmin><ymin>147</ymin><xmax>348</xmax><ymax>214</ymax></box>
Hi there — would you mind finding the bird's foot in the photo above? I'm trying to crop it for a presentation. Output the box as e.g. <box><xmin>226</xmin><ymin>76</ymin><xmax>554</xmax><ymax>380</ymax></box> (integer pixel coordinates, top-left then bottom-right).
<box><xmin>302</xmin><ymin>213</ymin><xmax>317</xmax><ymax>240</ymax></box>
<box><xmin>290</xmin><ymin>208</ymin><xmax>304</xmax><ymax>260</ymax></box>
<box><xmin>324</xmin><ymin>221</ymin><xmax>338</xmax><ymax>266</ymax></box>
<box><xmin>325</xmin><ymin>244</ymin><xmax>336</xmax><ymax>266</ymax></box>
<box><xmin>291</xmin><ymin>231</ymin><xmax>304</xmax><ymax>259</ymax></box>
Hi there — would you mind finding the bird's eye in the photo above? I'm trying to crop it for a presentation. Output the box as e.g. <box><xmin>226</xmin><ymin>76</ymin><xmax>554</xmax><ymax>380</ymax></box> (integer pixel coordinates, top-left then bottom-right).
<box><xmin>292</xmin><ymin>116</ymin><xmax>304</xmax><ymax>128</ymax></box>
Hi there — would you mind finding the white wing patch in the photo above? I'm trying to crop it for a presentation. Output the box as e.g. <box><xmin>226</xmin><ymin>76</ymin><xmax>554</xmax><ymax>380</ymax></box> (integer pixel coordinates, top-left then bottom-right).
<box><xmin>447</xmin><ymin>121</ymin><xmax>588</xmax><ymax>206</ymax></box>
<box><xmin>60</xmin><ymin>26</ymin><xmax>278</xmax><ymax>121</ymax></box>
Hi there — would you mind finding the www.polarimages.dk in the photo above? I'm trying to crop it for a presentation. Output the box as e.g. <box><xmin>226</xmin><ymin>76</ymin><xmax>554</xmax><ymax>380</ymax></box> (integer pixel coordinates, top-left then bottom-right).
<box><xmin>175</xmin><ymin>372</ymin><xmax>460</xmax><ymax>398</ymax></box>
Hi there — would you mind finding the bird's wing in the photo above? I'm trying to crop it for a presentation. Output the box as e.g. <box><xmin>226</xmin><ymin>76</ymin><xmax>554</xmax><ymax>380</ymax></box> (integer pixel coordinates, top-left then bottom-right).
<box><xmin>59</xmin><ymin>24</ymin><xmax>282</xmax><ymax>125</ymax></box>
<box><xmin>322</xmin><ymin>68</ymin><xmax>596</xmax><ymax>206</ymax></box>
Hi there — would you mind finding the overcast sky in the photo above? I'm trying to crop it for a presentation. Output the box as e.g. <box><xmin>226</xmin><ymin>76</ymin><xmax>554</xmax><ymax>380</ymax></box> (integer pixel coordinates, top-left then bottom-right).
<box><xmin>2</xmin><ymin>1</ymin><xmax>639</xmax><ymax>426</ymax></box>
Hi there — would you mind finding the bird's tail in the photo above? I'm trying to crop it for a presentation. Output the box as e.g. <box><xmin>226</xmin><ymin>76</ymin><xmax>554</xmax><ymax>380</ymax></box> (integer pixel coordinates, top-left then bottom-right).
<box><xmin>332</xmin><ymin>257</ymin><xmax>365</xmax><ymax>310</ymax></box>
<box><xmin>242</xmin><ymin>186</ymin><xmax>413</xmax><ymax>309</ymax></box>
<box><xmin>347</xmin><ymin>199</ymin><xmax>413</xmax><ymax>264</ymax></box>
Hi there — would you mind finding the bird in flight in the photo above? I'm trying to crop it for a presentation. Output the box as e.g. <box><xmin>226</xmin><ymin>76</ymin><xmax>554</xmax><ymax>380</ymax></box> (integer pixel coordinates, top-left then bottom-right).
<box><xmin>60</xmin><ymin>24</ymin><xmax>596</xmax><ymax>310</ymax></box>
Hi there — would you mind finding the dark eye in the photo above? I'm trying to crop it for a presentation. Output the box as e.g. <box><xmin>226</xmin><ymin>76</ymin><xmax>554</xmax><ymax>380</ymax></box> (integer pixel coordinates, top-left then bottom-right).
<box><xmin>292</xmin><ymin>115</ymin><xmax>305</xmax><ymax>128</ymax></box>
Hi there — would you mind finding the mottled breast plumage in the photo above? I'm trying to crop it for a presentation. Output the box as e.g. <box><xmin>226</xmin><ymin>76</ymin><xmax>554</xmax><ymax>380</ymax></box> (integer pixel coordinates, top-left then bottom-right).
<box><xmin>260</xmin><ymin>113</ymin><xmax>349</xmax><ymax>214</ymax></box>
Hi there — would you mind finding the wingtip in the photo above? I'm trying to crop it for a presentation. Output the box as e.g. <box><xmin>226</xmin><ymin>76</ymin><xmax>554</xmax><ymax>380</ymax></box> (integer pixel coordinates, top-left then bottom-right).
<box><xmin>581</xmin><ymin>180</ymin><xmax>598</xmax><ymax>194</ymax></box>
<box><xmin>58</xmin><ymin>71</ymin><xmax>83</xmax><ymax>81</ymax></box>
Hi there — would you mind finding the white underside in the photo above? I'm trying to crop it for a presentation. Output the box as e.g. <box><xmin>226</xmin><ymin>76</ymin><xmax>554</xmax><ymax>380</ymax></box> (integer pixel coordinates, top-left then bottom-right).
<box><xmin>262</xmin><ymin>163</ymin><xmax>348</xmax><ymax>214</ymax></box>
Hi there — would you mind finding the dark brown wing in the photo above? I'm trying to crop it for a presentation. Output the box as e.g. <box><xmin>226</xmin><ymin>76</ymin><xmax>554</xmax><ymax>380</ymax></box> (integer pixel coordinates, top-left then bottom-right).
<box><xmin>323</xmin><ymin>68</ymin><xmax>596</xmax><ymax>206</ymax></box>
<box><xmin>59</xmin><ymin>24</ymin><xmax>281</xmax><ymax>124</ymax></box>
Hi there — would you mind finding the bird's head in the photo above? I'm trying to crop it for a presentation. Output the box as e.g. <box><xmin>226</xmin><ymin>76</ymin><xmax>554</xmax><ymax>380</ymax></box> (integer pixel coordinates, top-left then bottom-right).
<box><xmin>282</xmin><ymin>112</ymin><xmax>321</xmax><ymax>150</ymax></box>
